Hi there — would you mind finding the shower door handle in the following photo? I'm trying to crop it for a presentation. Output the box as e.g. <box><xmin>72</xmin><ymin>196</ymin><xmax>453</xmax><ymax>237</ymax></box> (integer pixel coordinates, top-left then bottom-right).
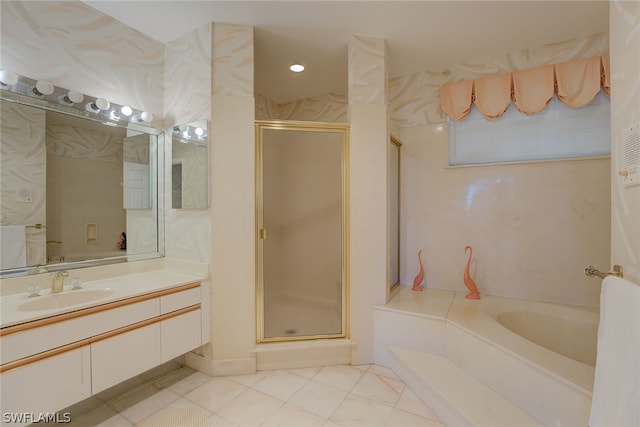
<box><xmin>259</xmin><ymin>228</ymin><xmax>268</xmax><ymax>240</ymax></box>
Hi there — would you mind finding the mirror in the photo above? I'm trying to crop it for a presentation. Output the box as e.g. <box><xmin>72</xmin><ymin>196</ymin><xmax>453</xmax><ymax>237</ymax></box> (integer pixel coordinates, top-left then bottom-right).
<box><xmin>171</xmin><ymin>122</ymin><xmax>208</xmax><ymax>209</ymax></box>
<box><xmin>0</xmin><ymin>92</ymin><xmax>163</xmax><ymax>277</ymax></box>
<box><xmin>388</xmin><ymin>135</ymin><xmax>401</xmax><ymax>289</ymax></box>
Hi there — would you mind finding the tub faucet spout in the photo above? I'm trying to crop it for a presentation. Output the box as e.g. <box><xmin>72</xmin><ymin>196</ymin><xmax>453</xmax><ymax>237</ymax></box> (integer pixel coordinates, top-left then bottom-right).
<box><xmin>51</xmin><ymin>271</ymin><xmax>68</xmax><ymax>293</ymax></box>
<box><xmin>584</xmin><ymin>265</ymin><xmax>623</xmax><ymax>280</ymax></box>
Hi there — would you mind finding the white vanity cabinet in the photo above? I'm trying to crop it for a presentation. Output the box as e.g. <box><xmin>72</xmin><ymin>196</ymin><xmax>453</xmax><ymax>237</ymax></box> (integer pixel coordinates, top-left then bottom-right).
<box><xmin>0</xmin><ymin>280</ymin><xmax>205</xmax><ymax>422</ymax></box>
<box><xmin>1</xmin><ymin>346</ymin><xmax>91</xmax><ymax>420</ymax></box>
<box><xmin>91</xmin><ymin>322</ymin><xmax>161</xmax><ymax>394</ymax></box>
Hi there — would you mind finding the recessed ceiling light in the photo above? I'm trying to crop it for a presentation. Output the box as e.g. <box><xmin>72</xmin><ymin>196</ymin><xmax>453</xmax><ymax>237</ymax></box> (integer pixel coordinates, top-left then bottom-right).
<box><xmin>289</xmin><ymin>64</ymin><xmax>305</xmax><ymax>73</ymax></box>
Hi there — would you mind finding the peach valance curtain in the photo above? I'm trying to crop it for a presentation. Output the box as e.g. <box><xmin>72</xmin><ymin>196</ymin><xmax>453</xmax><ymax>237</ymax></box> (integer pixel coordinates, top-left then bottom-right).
<box><xmin>441</xmin><ymin>55</ymin><xmax>610</xmax><ymax>122</ymax></box>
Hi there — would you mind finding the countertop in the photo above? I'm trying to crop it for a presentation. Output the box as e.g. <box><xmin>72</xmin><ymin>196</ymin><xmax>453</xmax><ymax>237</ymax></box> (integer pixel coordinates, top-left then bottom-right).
<box><xmin>1</xmin><ymin>269</ymin><xmax>204</xmax><ymax>329</ymax></box>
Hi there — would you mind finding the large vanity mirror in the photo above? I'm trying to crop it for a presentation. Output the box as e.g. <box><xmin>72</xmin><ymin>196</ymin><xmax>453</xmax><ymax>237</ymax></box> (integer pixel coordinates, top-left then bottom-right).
<box><xmin>171</xmin><ymin>121</ymin><xmax>208</xmax><ymax>209</ymax></box>
<box><xmin>0</xmin><ymin>92</ymin><xmax>164</xmax><ymax>277</ymax></box>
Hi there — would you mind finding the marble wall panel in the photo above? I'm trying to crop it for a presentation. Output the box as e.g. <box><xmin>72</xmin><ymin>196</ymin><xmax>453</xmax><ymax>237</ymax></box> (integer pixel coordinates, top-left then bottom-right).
<box><xmin>399</xmin><ymin>124</ymin><xmax>610</xmax><ymax>307</ymax></box>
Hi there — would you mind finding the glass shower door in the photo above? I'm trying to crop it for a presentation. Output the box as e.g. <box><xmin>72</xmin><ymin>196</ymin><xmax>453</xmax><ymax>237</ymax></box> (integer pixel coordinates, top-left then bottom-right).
<box><xmin>256</xmin><ymin>121</ymin><xmax>348</xmax><ymax>342</ymax></box>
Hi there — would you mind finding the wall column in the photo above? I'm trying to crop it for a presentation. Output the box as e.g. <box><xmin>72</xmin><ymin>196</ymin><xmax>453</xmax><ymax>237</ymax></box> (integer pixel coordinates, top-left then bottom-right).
<box><xmin>209</xmin><ymin>23</ymin><xmax>256</xmax><ymax>374</ymax></box>
<box><xmin>348</xmin><ymin>35</ymin><xmax>389</xmax><ymax>364</ymax></box>
<box><xmin>187</xmin><ymin>23</ymin><xmax>256</xmax><ymax>376</ymax></box>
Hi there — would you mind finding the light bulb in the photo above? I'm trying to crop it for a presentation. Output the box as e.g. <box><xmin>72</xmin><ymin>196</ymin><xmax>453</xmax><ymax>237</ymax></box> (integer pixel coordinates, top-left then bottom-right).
<box><xmin>32</xmin><ymin>80</ymin><xmax>54</xmax><ymax>96</ymax></box>
<box><xmin>132</xmin><ymin>111</ymin><xmax>153</xmax><ymax>123</ymax></box>
<box><xmin>289</xmin><ymin>64</ymin><xmax>305</xmax><ymax>73</ymax></box>
<box><xmin>0</xmin><ymin>69</ymin><xmax>19</xmax><ymax>87</ymax></box>
<box><xmin>195</xmin><ymin>127</ymin><xmax>204</xmax><ymax>136</ymax></box>
<box><xmin>85</xmin><ymin>98</ymin><xmax>110</xmax><ymax>113</ymax></box>
<box><xmin>109</xmin><ymin>105</ymin><xmax>133</xmax><ymax>121</ymax></box>
<box><xmin>59</xmin><ymin>90</ymin><xmax>84</xmax><ymax>105</ymax></box>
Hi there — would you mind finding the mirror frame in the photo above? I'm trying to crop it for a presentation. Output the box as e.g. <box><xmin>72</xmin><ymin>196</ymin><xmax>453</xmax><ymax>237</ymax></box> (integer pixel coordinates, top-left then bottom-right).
<box><xmin>0</xmin><ymin>90</ymin><xmax>165</xmax><ymax>278</ymax></box>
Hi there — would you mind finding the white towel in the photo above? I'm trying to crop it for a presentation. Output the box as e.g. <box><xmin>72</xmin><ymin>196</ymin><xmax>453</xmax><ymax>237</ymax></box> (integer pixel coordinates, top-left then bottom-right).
<box><xmin>589</xmin><ymin>276</ymin><xmax>640</xmax><ymax>427</ymax></box>
<box><xmin>0</xmin><ymin>225</ymin><xmax>27</xmax><ymax>269</ymax></box>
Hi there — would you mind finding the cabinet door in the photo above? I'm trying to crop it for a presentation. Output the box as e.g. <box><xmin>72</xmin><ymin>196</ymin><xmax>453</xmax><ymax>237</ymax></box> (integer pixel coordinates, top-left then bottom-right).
<box><xmin>161</xmin><ymin>310</ymin><xmax>201</xmax><ymax>363</ymax></box>
<box><xmin>1</xmin><ymin>346</ymin><xmax>90</xmax><ymax>424</ymax></box>
<box><xmin>91</xmin><ymin>323</ymin><xmax>160</xmax><ymax>394</ymax></box>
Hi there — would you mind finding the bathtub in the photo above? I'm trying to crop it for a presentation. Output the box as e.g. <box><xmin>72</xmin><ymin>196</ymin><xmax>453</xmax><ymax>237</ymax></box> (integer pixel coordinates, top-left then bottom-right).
<box><xmin>487</xmin><ymin>299</ymin><xmax>598</xmax><ymax>367</ymax></box>
<box><xmin>374</xmin><ymin>287</ymin><xmax>597</xmax><ymax>426</ymax></box>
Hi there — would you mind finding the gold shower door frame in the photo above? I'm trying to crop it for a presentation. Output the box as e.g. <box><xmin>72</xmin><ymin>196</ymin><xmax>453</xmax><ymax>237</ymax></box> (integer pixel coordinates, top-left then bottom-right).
<box><xmin>255</xmin><ymin>120</ymin><xmax>349</xmax><ymax>343</ymax></box>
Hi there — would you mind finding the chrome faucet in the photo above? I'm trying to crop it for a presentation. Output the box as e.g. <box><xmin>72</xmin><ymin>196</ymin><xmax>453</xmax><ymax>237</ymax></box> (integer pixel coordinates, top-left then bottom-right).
<box><xmin>51</xmin><ymin>271</ymin><xmax>68</xmax><ymax>293</ymax></box>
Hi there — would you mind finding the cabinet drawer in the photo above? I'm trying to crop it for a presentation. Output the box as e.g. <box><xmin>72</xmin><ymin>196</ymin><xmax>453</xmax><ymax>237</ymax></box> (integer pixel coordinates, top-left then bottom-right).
<box><xmin>1</xmin><ymin>346</ymin><xmax>90</xmax><ymax>421</ymax></box>
<box><xmin>160</xmin><ymin>286</ymin><xmax>200</xmax><ymax>314</ymax></box>
<box><xmin>161</xmin><ymin>309</ymin><xmax>201</xmax><ymax>363</ymax></box>
<box><xmin>1</xmin><ymin>298</ymin><xmax>158</xmax><ymax>364</ymax></box>
<box><xmin>91</xmin><ymin>322</ymin><xmax>160</xmax><ymax>394</ymax></box>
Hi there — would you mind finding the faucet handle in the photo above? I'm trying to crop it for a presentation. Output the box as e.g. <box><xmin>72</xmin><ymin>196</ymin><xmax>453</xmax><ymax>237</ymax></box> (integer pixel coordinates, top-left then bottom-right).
<box><xmin>27</xmin><ymin>284</ymin><xmax>40</xmax><ymax>297</ymax></box>
<box><xmin>71</xmin><ymin>278</ymin><xmax>83</xmax><ymax>290</ymax></box>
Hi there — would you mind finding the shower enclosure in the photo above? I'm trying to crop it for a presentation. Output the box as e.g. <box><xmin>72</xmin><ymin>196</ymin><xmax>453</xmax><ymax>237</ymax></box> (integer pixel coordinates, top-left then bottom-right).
<box><xmin>256</xmin><ymin>121</ymin><xmax>349</xmax><ymax>342</ymax></box>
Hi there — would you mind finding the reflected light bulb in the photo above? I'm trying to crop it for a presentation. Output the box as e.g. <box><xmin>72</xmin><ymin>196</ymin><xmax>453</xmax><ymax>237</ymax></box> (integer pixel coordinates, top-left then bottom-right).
<box><xmin>0</xmin><ymin>69</ymin><xmax>19</xmax><ymax>87</ymax></box>
<box><xmin>132</xmin><ymin>111</ymin><xmax>153</xmax><ymax>123</ymax></box>
<box><xmin>32</xmin><ymin>80</ymin><xmax>54</xmax><ymax>96</ymax></box>
<box><xmin>59</xmin><ymin>90</ymin><xmax>84</xmax><ymax>105</ymax></box>
<box><xmin>85</xmin><ymin>98</ymin><xmax>110</xmax><ymax>113</ymax></box>
<box><xmin>120</xmin><ymin>105</ymin><xmax>133</xmax><ymax>117</ymax></box>
<box><xmin>195</xmin><ymin>127</ymin><xmax>204</xmax><ymax>136</ymax></box>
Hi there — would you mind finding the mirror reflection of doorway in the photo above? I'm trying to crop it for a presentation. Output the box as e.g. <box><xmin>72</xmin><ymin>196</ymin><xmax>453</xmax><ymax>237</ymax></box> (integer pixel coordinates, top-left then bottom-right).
<box><xmin>256</xmin><ymin>121</ymin><xmax>349</xmax><ymax>342</ymax></box>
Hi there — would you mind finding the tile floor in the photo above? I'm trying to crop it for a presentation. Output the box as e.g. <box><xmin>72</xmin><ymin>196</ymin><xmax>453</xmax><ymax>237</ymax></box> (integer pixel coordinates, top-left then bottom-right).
<box><xmin>49</xmin><ymin>363</ymin><xmax>444</xmax><ymax>426</ymax></box>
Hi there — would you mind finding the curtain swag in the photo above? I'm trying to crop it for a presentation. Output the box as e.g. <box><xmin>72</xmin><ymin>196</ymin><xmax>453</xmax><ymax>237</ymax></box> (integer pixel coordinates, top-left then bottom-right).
<box><xmin>440</xmin><ymin>55</ymin><xmax>610</xmax><ymax>122</ymax></box>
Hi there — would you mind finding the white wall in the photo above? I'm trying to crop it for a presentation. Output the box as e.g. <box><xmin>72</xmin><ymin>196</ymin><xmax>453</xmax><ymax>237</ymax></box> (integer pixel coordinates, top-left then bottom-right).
<box><xmin>610</xmin><ymin>1</ymin><xmax>640</xmax><ymax>285</ymax></box>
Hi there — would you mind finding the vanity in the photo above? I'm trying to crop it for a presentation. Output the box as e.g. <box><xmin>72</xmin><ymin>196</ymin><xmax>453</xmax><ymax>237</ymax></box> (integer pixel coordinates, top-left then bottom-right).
<box><xmin>0</xmin><ymin>266</ymin><xmax>208</xmax><ymax>421</ymax></box>
<box><xmin>0</xmin><ymin>67</ymin><xmax>212</xmax><ymax>423</ymax></box>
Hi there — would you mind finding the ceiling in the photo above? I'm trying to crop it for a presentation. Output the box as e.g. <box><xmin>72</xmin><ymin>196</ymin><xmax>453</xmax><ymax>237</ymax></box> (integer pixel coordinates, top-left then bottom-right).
<box><xmin>84</xmin><ymin>1</ymin><xmax>609</xmax><ymax>104</ymax></box>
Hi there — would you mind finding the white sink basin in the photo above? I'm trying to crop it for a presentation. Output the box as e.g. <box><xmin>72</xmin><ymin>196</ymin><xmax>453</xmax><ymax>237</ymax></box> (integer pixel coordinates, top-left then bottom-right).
<box><xmin>18</xmin><ymin>289</ymin><xmax>114</xmax><ymax>311</ymax></box>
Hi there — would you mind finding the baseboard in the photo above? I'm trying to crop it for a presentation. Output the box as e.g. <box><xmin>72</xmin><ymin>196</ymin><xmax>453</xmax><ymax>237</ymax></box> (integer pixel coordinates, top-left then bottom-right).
<box><xmin>185</xmin><ymin>352</ymin><xmax>256</xmax><ymax>376</ymax></box>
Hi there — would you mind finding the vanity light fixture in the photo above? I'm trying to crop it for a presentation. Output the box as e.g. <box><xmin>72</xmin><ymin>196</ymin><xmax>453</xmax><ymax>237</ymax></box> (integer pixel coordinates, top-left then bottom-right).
<box><xmin>85</xmin><ymin>98</ymin><xmax>110</xmax><ymax>113</ymax></box>
<box><xmin>289</xmin><ymin>63</ymin><xmax>305</xmax><ymax>73</ymax></box>
<box><xmin>0</xmin><ymin>69</ymin><xmax>19</xmax><ymax>87</ymax></box>
<box><xmin>1</xmin><ymin>71</ymin><xmax>156</xmax><ymax>126</ymax></box>
<box><xmin>31</xmin><ymin>80</ymin><xmax>54</xmax><ymax>97</ymax></box>
<box><xmin>58</xmin><ymin>90</ymin><xmax>84</xmax><ymax>106</ymax></box>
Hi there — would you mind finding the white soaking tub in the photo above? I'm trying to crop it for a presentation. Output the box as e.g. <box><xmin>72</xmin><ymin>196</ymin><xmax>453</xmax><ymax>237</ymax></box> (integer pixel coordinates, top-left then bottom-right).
<box><xmin>373</xmin><ymin>287</ymin><xmax>598</xmax><ymax>426</ymax></box>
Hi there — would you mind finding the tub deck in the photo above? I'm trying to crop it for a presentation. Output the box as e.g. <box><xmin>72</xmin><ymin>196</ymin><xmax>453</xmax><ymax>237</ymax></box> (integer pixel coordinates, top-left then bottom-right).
<box><xmin>374</xmin><ymin>286</ymin><xmax>595</xmax><ymax>426</ymax></box>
